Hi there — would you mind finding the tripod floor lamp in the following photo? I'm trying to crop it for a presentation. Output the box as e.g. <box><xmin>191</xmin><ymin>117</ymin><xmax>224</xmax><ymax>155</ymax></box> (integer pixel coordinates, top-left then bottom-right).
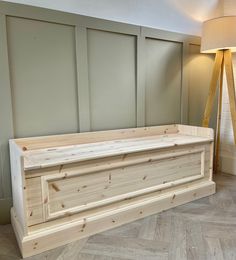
<box><xmin>201</xmin><ymin>16</ymin><xmax>236</xmax><ymax>171</ymax></box>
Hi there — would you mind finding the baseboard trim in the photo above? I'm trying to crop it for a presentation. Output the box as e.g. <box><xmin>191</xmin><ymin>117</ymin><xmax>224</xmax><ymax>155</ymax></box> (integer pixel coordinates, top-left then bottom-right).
<box><xmin>220</xmin><ymin>155</ymin><xmax>236</xmax><ymax>175</ymax></box>
<box><xmin>12</xmin><ymin>181</ymin><xmax>215</xmax><ymax>258</ymax></box>
<box><xmin>0</xmin><ymin>197</ymin><xmax>12</xmax><ymax>224</ymax></box>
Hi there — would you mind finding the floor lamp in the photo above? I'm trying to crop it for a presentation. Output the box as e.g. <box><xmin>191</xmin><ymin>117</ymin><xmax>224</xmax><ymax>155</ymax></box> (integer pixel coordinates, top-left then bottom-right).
<box><xmin>201</xmin><ymin>16</ymin><xmax>236</xmax><ymax>172</ymax></box>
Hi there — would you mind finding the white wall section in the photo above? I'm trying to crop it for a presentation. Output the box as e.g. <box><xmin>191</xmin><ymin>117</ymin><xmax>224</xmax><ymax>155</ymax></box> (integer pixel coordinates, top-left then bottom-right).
<box><xmin>3</xmin><ymin>0</ymin><xmax>221</xmax><ymax>35</ymax></box>
<box><xmin>219</xmin><ymin>0</ymin><xmax>236</xmax><ymax>175</ymax></box>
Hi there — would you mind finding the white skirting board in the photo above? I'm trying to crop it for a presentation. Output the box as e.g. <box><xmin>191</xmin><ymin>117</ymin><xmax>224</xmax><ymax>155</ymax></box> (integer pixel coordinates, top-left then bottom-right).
<box><xmin>220</xmin><ymin>155</ymin><xmax>236</xmax><ymax>175</ymax></box>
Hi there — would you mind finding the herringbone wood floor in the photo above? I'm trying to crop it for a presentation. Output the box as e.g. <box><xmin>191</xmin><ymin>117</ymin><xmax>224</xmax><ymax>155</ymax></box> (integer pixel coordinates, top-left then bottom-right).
<box><xmin>1</xmin><ymin>173</ymin><xmax>236</xmax><ymax>260</ymax></box>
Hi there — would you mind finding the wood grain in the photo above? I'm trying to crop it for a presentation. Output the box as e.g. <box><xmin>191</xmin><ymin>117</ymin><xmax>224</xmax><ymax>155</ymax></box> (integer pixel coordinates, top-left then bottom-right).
<box><xmin>3</xmin><ymin>173</ymin><xmax>235</xmax><ymax>260</ymax></box>
<box><xmin>9</xmin><ymin>125</ymin><xmax>215</xmax><ymax>258</ymax></box>
<box><xmin>214</xmin><ymin>55</ymin><xmax>224</xmax><ymax>173</ymax></box>
<box><xmin>202</xmin><ymin>50</ymin><xmax>223</xmax><ymax>127</ymax></box>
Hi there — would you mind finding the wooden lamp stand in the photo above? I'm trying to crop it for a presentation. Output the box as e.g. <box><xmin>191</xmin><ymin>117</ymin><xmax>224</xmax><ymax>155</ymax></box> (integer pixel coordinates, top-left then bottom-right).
<box><xmin>201</xmin><ymin>16</ymin><xmax>236</xmax><ymax>173</ymax></box>
<box><xmin>202</xmin><ymin>49</ymin><xmax>236</xmax><ymax>172</ymax></box>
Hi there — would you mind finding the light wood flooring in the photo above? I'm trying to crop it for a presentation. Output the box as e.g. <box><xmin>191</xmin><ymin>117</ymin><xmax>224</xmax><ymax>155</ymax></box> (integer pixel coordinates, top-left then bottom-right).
<box><xmin>1</xmin><ymin>173</ymin><xmax>236</xmax><ymax>260</ymax></box>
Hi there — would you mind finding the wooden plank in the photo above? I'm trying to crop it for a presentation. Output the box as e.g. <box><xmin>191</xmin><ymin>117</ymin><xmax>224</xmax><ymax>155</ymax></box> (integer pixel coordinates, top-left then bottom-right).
<box><xmin>25</xmin><ymin>177</ymin><xmax>43</xmax><ymax>226</ymax></box>
<box><xmin>214</xmin><ymin>56</ymin><xmax>224</xmax><ymax>172</ymax></box>
<box><xmin>177</xmin><ymin>124</ymin><xmax>214</xmax><ymax>139</ymax></box>
<box><xmin>12</xmin><ymin>181</ymin><xmax>215</xmax><ymax>258</ymax></box>
<box><xmin>25</xmin><ymin>143</ymin><xmax>210</xmax><ymax>225</ymax></box>
<box><xmin>25</xmin><ymin>144</ymin><xmax>211</xmax><ymax>226</ymax></box>
<box><xmin>11</xmin><ymin>208</ymin><xmax>24</xmax><ymax>254</ymax></box>
<box><xmin>224</xmin><ymin>49</ymin><xmax>236</xmax><ymax>144</ymax></box>
<box><xmin>13</xmin><ymin>125</ymin><xmax>179</xmax><ymax>151</ymax></box>
<box><xmin>25</xmin><ymin>142</ymin><xmax>211</xmax><ymax>178</ymax></box>
<box><xmin>202</xmin><ymin>50</ymin><xmax>223</xmax><ymax>127</ymax></box>
<box><xmin>23</xmin><ymin>134</ymin><xmax>211</xmax><ymax>170</ymax></box>
<box><xmin>43</xmin><ymin>150</ymin><xmax>203</xmax><ymax>220</ymax></box>
<box><xmin>28</xmin><ymin>168</ymin><xmax>212</xmax><ymax>233</ymax></box>
<box><xmin>9</xmin><ymin>141</ymin><xmax>28</xmax><ymax>234</ymax></box>
<box><xmin>9</xmin><ymin>124</ymin><xmax>215</xmax><ymax>257</ymax></box>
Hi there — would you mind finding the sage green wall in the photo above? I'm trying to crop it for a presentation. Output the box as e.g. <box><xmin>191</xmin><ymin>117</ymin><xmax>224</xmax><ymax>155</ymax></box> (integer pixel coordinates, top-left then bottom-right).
<box><xmin>145</xmin><ymin>38</ymin><xmax>182</xmax><ymax>126</ymax></box>
<box><xmin>0</xmin><ymin>2</ymin><xmax>213</xmax><ymax>224</ymax></box>
<box><xmin>87</xmin><ymin>29</ymin><xmax>137</xmax><ymax>130</ymax></box>
<box><xmin>7</xmin><ymin>17</ymin><xmax>79</xmax><ymax>137</ymax></box>
<box><xmin>188</xmin><ymin>44</ymin><xmax>216</xmax><ymax>128</ymax></box>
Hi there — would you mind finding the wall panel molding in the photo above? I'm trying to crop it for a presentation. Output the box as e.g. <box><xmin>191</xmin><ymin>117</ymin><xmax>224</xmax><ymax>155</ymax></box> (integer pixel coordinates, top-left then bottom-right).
<box><xmin>141</xmin><ymin>27</ymin><xmax>201</xmax><ymax>125</ymax></box>
<box><xmin>0</xmin><ymin>1</ymin><xmax>208</xmax><ymax>223</ymax></box>
<box><xmin>6</xmin><ymin>16</ymin><xmax>79</xmax><ymax>137</ymax></box>
<box><xmin>188</xmin><ymin>44</ymin><xmax>215</xmax><ymax>128</ymax></box>
<box><xmin>76</xmin><ymin>26</ymin><xmax>91</xmax><ymax>132</ymax></box>
<box><xmin>136</xmin><ymin>32</ymin><xmax>146</xmax><ymax>126</ymax></box>
<box><xmin>144</xmin><ymin>37</ymin><xmax>182</xmax><ymax>126</ymax></box>
<box><xmin>87</xmin><ymin>29</ymin><xmax>137</xmax><ymax>131</ymax></box>
<box><xmin>0</xmin><ymin>13</ymin><xmax>14</xmax><ymax>200</ymax></box>
<box><xmin>181</xmin><ymin>41</ymin><xmax>190</xmax><ymax>124</ymax></box>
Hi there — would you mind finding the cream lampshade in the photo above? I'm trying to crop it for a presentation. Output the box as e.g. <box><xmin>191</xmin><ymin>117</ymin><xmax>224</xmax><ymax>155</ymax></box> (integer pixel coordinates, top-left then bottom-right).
<box><xmin>201</xmin><ymin>16</ymin><xmax>236</xmax><ymax>53</ymax></box>
<box><xmin>201</xmin><ymin>15</ymin><xmax>236</xmax><ymax>173</ymax></box>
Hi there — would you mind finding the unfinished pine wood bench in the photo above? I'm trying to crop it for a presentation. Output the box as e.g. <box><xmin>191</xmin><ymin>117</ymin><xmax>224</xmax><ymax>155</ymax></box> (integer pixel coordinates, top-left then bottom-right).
<box><xmin>9</xmin><ymin>124</ymin><xmax>215</xmax><ymax>258</ymax></box>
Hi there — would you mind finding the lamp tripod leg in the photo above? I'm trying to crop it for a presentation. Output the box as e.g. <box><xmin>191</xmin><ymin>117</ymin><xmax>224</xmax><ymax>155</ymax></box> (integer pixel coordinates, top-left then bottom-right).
<box><xmin>202</xmin><ymin>50</ymin><xmax>224</xmax><ymax>127</ymax></box>
<box><xmin>224</xmin><ymin>50</ymin><xmax>236</xmax><ymax>145</ymax></box>
<box><xmin>214</xmin><ymin>56</ymin><xmax>224</xmax><ymax>173</ymax></box>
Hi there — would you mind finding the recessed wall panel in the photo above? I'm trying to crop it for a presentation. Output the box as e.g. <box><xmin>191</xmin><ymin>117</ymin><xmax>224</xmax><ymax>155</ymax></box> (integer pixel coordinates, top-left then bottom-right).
<box><xmin>7</xmin><ymin>17</ymin><xmax>78</xmax><ymax>137</ymax></box>
<box><xmin>188</xmin><ymin>44</ymin><xmax>216</xmax><ymax>129</ymax></box>
<box><xmin>145</xmin><ymin>38</ymin><xmax>182</xmax><ymax>126</ymax></box>
<box><xmin>87</xmin><ymin>29</ymin><xmax>136</xmax><ymax>131</ymax></box>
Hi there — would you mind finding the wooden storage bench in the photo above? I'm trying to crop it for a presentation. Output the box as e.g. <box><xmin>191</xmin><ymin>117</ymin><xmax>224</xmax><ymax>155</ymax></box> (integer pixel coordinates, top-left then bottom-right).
<box><xmin>9</xmin><ymin>124</ymin><xmax>215</xmax><ymax>258</ymax></box>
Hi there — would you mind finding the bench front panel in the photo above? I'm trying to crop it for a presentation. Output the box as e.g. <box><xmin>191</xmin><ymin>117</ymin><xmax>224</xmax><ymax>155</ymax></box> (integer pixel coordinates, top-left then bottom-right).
<box><xmin>25</xmin><ymin>144</ymin><xmax>210</xmax><ymax>226</ymax></box>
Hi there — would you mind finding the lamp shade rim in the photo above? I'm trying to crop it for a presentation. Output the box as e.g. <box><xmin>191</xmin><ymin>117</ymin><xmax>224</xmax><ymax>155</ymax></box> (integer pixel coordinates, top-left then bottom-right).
<box><xmin>201</xmin><ymin>16</ymin><xmax>236</xmax><ymax>53</ymax></box>
<box><xmin>203</xmin><ymin>15</ymin><xmax>236</xmax><ymax>23</ymax></box>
